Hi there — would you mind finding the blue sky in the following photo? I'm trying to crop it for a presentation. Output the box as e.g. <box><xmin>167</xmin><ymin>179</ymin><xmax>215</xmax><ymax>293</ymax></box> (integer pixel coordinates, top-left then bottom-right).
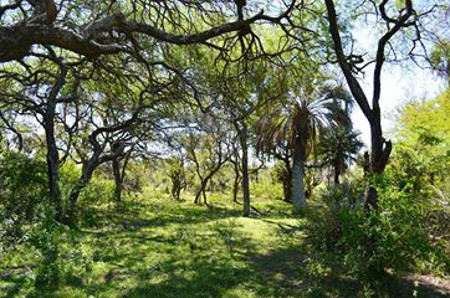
<box><xmin>348</xmin><ymin>15</ymin><xmax>448</xmax><ymax>147</ymax></box>
<box><xmin>352</xmin><ymin>63</ymin><xmax>447</xmax><ymax>147</ymax></box>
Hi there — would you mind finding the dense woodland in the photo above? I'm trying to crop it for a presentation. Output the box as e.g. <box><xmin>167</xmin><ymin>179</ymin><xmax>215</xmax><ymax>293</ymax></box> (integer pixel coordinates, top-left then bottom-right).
<box><xmin>0</xmin><ymin>0</ymin><xmax>449</xmax><ymax>296</ymax></box>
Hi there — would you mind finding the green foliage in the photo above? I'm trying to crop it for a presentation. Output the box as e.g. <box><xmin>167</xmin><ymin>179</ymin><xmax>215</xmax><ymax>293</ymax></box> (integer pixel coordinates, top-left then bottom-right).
<box><xmin>0</xmin><ymin>154</ymin><xmax>103</xmax><ymax>292</ymax></box>
<box><xmin>79</xmin><ymin>177</ymin><xmax>115</xmax><ymax>205</ymax></box>
<box><xmin>305</xmin><ymin>182</ymin><xmax>365</xmax><ymax>254</ymax></box>
<box><xmin>367</xmin><ymin>188</ymin><xmax>433</xmax><ymax>273</ymax></box>
<box><xmin>389</xmin><ymin>91</ymin><xmax>450</xmax><ymax>196</ymax></box>
<box><xmin>250</xmin><ymin>170</ymin><xmax>283</xmax><ymax>202</ymax></box>
<box><xmin>305</xmin><ymin>179</ymin><xmax>449</xmax><ymax>279</ymax></box>
<box><xmin>316</xmin><ymin>181</ymin><xmax>364</xmax><ymax>209</ymax></box>
<box><xmin>424</xmin><ymin>180</ymin><xmax>450</xmax><ymax>243</ymax></box>
<box><xmin>32</xmin><ymin>218</ymin><xmax>64</xmax><ymax>291</ymax></box>
<box><xmin>388</xmin><ymin>90</ymin><xmax>450</xmax><ymax>248</ymax></box>
<box><xmin>397</xmin><ymin>90</ymin><xmax>450</xmax><ymax>146</ymax></box>
<box><xmin>165</xmin><ymin>157</ymin><xmax>187</xmax><ymax>200</ymax></box>
<box><xmin>318</xmin><ymin>127</ymin><xmax>363</xmax><ymax>182</ymax></box>
<box><xmin>60</xmin><ymin>161</ymin><xmax>82</xmax><ymax>201</ymax></box>
<box><xmin>0</xmin><ymin>152</ymin><xmax>48</xmax><ymax>250</ymax></box>
<box><xmin>430</xmin><ymin>40</ymin><xmax>450</xmax><ymax>79</ymax></box>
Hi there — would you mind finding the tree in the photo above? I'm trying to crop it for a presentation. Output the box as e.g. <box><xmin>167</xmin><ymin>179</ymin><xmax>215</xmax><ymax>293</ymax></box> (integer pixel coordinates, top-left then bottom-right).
<box><xmin>183</xmin><ymin>121</ymin><xmax>233</xmax><ymax>205</ymax></box>
<box><xmin>0</xmin><ymin>109</ymin><xmax>24</xmax><ymax>152</ymax></box>
<box><xmin>1</xmin><ymin>0</ymin><xmax>320</xmax><ymax>220</ymax></box>
<box><xmin>111</xmin><ymin>144</ymin><xmax>134</xmax><ymax>202</ymax></box>
<box><xmin>0</xmin><ymin>56</ymin><xmax>79</xmax><ymax>220</ymax></box>
<box><xmin>389</xmin><ymin>90</ymin><xmax>450</xmax><ymax>194</ymax></box>
<box><xmin>168</xmin><ymin>36</ymin><xmax>288</xmax><ymax>215</ymax></box>
<box><xmin>230</xmin><ymin>145</ymin><xmax>243</xmax><ymax>203</ymax></box>
<box><xmin>220</xmin><ymin>68</ymin><xmax>285</xmax><ymax>215</ymax></box>
<box><xmin>63</xmin><ymin>64</ymin><xmax>162</xmax><ymax>224</ymax></box>
<box><xmin>0</xmin><ymin>0</ymin><xmax>297</xmax><ymax>63</ymax></box>
<box><xmin>430</xmin><ymin>40</ymin><xmax>449</xmax><ymax>85</ymax></box>
<box><xmin>256</xmin><ymin>84</ymin><xmax>352</xmax><ymax>207</ymax></box>
<box><xmin>323</xmin><ymin>0</ymin><xmax>442</xmax><ymax>210</ymax></box>
<box><xmin>166</xmin><ymin>156</ymin><xmax>187</xmax><ymax>201</ymax></box>
<box><xmin>318</xmin><ymin>128</ymin><xmax>363</xmax><ymax>185</ymax></box>
<box><xmin>0</xmin><ymin>48</ymin><xmax>167</xmax><ymax>224</ymax></box>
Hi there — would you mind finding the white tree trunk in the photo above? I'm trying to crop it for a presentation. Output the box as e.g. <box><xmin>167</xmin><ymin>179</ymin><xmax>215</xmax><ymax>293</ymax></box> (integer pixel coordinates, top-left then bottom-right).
<box><xmin>291</xmin><ymin>157</ymin><xmax>305</xmax><ymax>208</ymax></box>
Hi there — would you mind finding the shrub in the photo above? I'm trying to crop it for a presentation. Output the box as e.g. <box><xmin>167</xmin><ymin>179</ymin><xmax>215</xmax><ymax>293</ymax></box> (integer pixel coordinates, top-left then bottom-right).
<box><xmin>251</xmin><ymin>169</ymin><xmax>283</xmax><ymax>201</ymax></box>
<box><xmin>367</xmin><ymin>190</ymin><xmax>433</xmax><ymax>273</ymax></box>
<box><xmin>305</xmin><ymin>179</ymin><xmax>449</xmax><ymax>278</ymax></box>
<box><xmin>0</xmin><ymin>152</ymin><xmax>48</xmax><ymax>250</ymax></box>
<box><xmin>305</xmin><ymin>183</ymin><xmax>366</xmax><ymax>260</ymax></box>
<box><xmin>60</xmin><ymin>161</ymin><xmax>82</xmax><ymax>202</ymax></box>
<box><xmin>79</xmin><ymin>177</ymin><xmax>115</xmax><ymax>205</ymax></box>
<box><xmin>0</xmin><ymin>152</ymin><xmax>70</xmax><ymax>290</ymax></box>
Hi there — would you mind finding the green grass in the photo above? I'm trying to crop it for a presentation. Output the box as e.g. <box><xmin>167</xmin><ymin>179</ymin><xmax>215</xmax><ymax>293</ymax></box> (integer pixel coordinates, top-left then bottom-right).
<box><xmin>1</xmin><ymin>192</ymin><xmax>448</xmax><ymax>297</ymax></box>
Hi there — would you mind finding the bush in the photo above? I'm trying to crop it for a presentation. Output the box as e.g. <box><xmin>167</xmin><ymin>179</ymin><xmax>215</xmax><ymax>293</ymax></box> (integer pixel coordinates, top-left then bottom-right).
<box><xmin>251</xmin><ymin>169</ymin><xmax>283</xmax><ymax>201</ymax></box>
<box><xmin>305</xmin><ymin>182</ymin><xmax>366</xmax><ymax>259</ymax></box>
<box><xmin>0</xmin><ymin>152</ymin><xmax>48</xmax><ymax>250</ymax></box>
<box><xmin>367</xmin><ymin>190</ymin><xmax>433</xmax><ymax>273</ymax></box>
<box><xmin>305</xmin><ymin>179</ymin><xmax>449</xmax><ymax>278</ymax></box>
<box><xmin>60</xmin><ymin>161</ymin><xmax>82</xmax><ymax>202</ymax></box>
<box><xmin>79</xmin><ymin>177</ymin><xmax>115</xmax><ymax>205</ymax></box>
<box><xmin>32</xmin><ymin>217</ymin><xmax>64</xmax><ymax>291</ymax></box>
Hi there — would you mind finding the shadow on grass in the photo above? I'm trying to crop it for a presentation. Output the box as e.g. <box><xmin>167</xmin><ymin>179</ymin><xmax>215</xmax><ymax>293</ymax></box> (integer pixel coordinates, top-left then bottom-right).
<box><xmin>245</xmin><ymin>244</ymin><xmax>449</xmax><ymax>297</ymax></box>
<box><xmin>5</xmin><ymin>198</ymin><xmax>446</xmax><ymax>298</ymax></box>
<box><xmin>70</xmin><ymin>215</ymin><xmax>262</xmax><ymax>297</ymax></box>
<box><xmin>124</xmin><ymin>258</ymin><xmax>254</xmax><ymax>298</ymax></box>
<box><xmin>79</xmin><ymin>200</ymin><xmax>241</xmax><ymax>232</ymax></box>
<box><xmin>244</xmin><ymin>244</ymin><xmax>361</xmax><ymax>297</ymax></box>
<box><xmin>79</xmin><ymin>200</ymin><xmax>450</xmax><ymax>298</ymax></box>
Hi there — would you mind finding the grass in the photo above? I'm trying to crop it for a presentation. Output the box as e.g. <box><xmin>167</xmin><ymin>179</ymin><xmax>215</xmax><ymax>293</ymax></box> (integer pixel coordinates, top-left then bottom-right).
<box><xmin>1</xmin><ymin>191</ymin><xmax>449</xmax><ymax>297</ymax></box>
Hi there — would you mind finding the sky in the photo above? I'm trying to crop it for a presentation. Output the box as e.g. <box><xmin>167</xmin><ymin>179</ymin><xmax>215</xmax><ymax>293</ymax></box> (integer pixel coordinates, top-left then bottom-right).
<box><xmin>349</xmin><ymin>18</ymin><xmax>448</xmax><ymax>148</ymax></box>
<box><xmin>352</xmin><ymin>64</ymin><xmax>447</xmax><ymax>147</ymax></box>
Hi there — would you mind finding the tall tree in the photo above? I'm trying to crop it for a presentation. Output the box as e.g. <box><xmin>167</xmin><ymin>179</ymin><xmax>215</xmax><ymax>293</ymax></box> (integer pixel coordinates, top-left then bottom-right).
<box><xmin>0</xmin><ymin>55</ymin><xmax>79</xmax><ymax>220</ymax></box>
<box><xmin>323</xmin><ymin>0</ymin><xmax>441</xmax><ymax>210</ymax></box>
<box><xmin>257</xmin><ymin>84</ymin><xmax>352</xmax><ymax>207</ymax></box>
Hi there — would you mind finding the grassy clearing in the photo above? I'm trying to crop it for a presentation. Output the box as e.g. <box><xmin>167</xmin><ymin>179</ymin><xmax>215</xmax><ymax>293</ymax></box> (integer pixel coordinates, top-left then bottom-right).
<box><xmin>1</xmin><ymin>193</ymin><xmax>448</xmax><ymax>297</ymax></box>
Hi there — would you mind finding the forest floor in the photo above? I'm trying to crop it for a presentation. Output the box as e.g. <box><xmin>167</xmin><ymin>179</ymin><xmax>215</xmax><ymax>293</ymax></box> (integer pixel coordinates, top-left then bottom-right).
<box><xmin>1</xmin><ymin>193</ymin><xmax>449</xmax><ymax>297</ymax></box>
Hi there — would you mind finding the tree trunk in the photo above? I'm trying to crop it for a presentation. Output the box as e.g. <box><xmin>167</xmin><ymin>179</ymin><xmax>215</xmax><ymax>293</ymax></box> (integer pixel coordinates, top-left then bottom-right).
<box><xmin>170</xmin><ymin>171</ymin><xmax>182</xmax><ymax>201</ymax></box>
<box><xmin>323</xmin><ymin>0</ymin><xmax>395</xmax><ymax>212</ymax></box>
<box><xmin>112</xmin><ymin>158</ymin><xmax>123</xmax><ymax>202</ymax></box>
<box><xmin>232</xmin><ymin>156</ymin><xmax>240</xmax><ymax>203</ymax></box>
<box><xmin>195</xmin><ymin>179</ymin><xmax>207</xmax><ymax>204</ymax></box>
<box><xmin>291</xmin><ymin>136</ymin><xmax>306</xmax><ymax>209</ymax></box>
<box><xmin>194</xmin><ymin>161</ymin><xmax>226</xmax><ymax>205</ymax></box>
<box><xmin>44</xmin><ymin>103</ymin><xmax>63</xmax><ymax>221</ymax></box>
<box><xmin>333</xmin><ymin>159</ymin><xmax>340</xmax><ymax>185</ymax></box>
<box><xmin>233</xmin><ymin>173</ymin><xmax>240</xmax><ymax>203</ymax></box>
<box><xmin>240</xmin><ymin>124</ymin><xmax>251</xmax><ymax>217</ymax></box>
<box><xmin>112</xmin><ymin>146</ymin><xmax>132</xmax><ymax>202</ymax></box>
<box><xmin>283</xmin><ymin>180</ymin><xmax>291</xmax><ymax>202</ymax></box>
<box><xmin>202</xmin><ymin>187</ymin><xmax>208</xmax><ymax>205</ymax></box>
<box><xmin>364</xmin><ymin>119</ymin><xmax>392</xmax><ymax>211</ymax></box>
<box><xmin>334</xmin><ymin>169</ymin><xmax>340</xmax><ymax>185</ymax></box>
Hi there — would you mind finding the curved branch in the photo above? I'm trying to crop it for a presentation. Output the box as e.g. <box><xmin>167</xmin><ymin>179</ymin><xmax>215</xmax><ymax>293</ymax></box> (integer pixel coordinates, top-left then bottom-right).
<box><xmin>0</xmin><ymin>8</ymin><xmax>276</xmax><ymax>63</ymax></box>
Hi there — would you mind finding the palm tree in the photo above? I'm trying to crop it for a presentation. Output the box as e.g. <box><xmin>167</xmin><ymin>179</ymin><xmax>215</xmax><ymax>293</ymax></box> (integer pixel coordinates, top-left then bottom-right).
<box><xmin>256</xmin><ymin>84</ymin><xmax>353</xmax><ymax>208</ymax></box>
<box><xmin>319</xmin><ymin>128</ymin><xmax>363</xmax><ymax>184</ymax></box>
